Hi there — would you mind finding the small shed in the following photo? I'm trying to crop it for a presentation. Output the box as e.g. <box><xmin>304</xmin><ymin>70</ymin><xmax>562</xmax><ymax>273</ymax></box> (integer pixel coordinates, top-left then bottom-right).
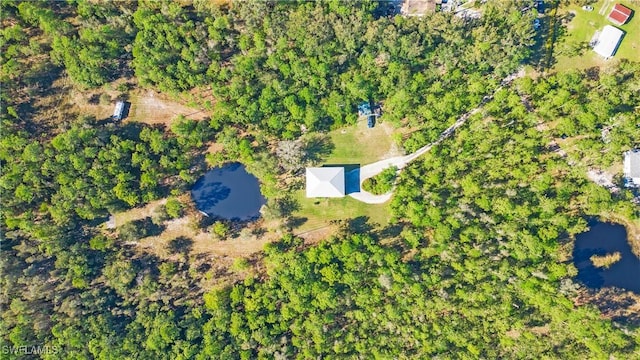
<box><xmin>592</xmin><ymin>25</ymin><xmax>624</xmax><ymax>58</ymax></box>
<box><xmin>358</xmin><ymin>101</ymin><xmax>373</xmax><ymax>117</ymax></box>
<box><xmin>113</xmin><ymin>101</ymin><xmax>125</xmax><ymax>121</ymax></box>
<box><xmin>608</xmin><ymin>4</ymin><xmax>632</xmax><ymax>25</ymax></box>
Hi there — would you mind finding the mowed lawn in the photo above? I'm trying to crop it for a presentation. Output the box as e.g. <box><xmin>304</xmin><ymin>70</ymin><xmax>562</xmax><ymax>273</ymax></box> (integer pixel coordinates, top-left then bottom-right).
<box><xmin>292</xmin><ymin>189</ymin><xmax>391</xmax><ymax>233</ymax></box>
<box><xmin>323</xmin><ymin>120</ymin><xmax>400</xmax><ymax>165</ymax></box>
<box><xmin>553</xmin><ymin>0</ymin><xmax>639</xmax><ymax>72</ymax></box>
<box><xmin>292</xmin><ymin>120</ymin><xmax>399</xmax><ymax>232</ymax></box>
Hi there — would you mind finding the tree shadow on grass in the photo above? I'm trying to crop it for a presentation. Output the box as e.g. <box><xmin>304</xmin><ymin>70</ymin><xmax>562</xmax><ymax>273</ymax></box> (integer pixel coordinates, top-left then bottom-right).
<box><xmin>119</xmin><ymin>216</ymin><xmax>165</xmax><ymax>242</ymax></box>
<box><xmin>335</xmin><ymin>216</ymin><xmax>374</xmax><ymax>236</ymax></box>
<box><xmin>287</xmin><ymin>216</ymin><xmax>308</xmax><ymax>229</ymax></box>
<box><xmin>378</xmin><ymin>222</ymin><xmax>404</xmax><ymax>239</ymax></box>
<box><xmin>304</xmin><ymin>134</ymin><xmax>335</xmax><ymax>164</ymax></box>
<box><xmin>168</xmin><ymin>236</ymin><xmax>193</xmax><ymax>255</ymax></box>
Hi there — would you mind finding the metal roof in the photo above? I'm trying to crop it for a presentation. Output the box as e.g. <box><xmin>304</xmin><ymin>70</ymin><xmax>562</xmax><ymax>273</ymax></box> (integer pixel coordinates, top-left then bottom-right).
<box><xmin>624</xmin><ymin>150</ymin><xmax>640</xmax><ymax>178</ymax></box>
<box><xmin>608</xmin><ymin>4</ymin><xmax>632</xmax><ymax>25</ymax></box>
<box><xmin>593</xmin><ymin>25</ymin><xmax>624</xmax><ymax>58</ymax></box>
<box><xmin>306</xmin><ymin>167</ymin><xmax>345</xmax><ymax>198</ymax></box>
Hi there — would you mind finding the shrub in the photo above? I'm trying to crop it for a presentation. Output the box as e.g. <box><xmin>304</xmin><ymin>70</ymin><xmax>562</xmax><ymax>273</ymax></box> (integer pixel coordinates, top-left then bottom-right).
<box><xmin>99</xmin><ymin>93</ymin><xmax>111</xmax><ymax>105</ymax></box>
<box><xmin>165</xmin><ymin>197</ymin><xmax>183</xmax><ymax>218</ymax></box>
<box><xmin>361</xmin><ymin>166</ymin><xmax>398</xmax><ymax>195</ymax></box>
<box><xmin>211</xmin><ymin>221</ymin><xmax>230</xmax><ymax>239</ymax></box>
<box><xmin>118</xmin><ymin>220</ymin><xmax>147</xmax><ymax>242</ymax></box>
<box><xmin>89</xmin><ymin>234</ymin><xmax>113</xmax><ymax>251</ymax></box>
<box><xmin>152</xmin><ymin>204</ymin><xmax>169</xmax><ymax>225</ymax></box>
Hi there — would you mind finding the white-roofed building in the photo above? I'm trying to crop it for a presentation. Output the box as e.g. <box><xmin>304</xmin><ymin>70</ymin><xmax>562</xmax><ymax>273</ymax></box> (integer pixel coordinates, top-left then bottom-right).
<box><xmin>623</xmin><ymin>150</ymin><xmax>640</xmax><ymax>187</ymax></box>
<box><xmin>113</xmin><ymin>101</ymin><xmax>125</xmax><ymax>121</ymax></box>
<box><xmin>592</xmin><ymin>25</ymin><xmax>624</xmax><ymax>59</ymax></box>
<box><xmin>306</xmin><ymin>167</ymin><xmax>345</xmax><ymax>198</ymax></box>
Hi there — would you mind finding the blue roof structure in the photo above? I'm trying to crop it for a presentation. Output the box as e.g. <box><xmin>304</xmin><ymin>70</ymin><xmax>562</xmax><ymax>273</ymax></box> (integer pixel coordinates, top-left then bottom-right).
<box><xmin>358</xmin><ymin>101</ymin><xmax>372</xmax><ymax>117</ymax></box>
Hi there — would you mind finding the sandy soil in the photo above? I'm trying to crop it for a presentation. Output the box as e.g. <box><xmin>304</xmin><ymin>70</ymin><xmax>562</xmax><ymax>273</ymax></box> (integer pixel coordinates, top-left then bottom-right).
<box><xmin>128</xmin><ymin>90</ymin><xmax>210</xmax><ymax>127</ymax></box>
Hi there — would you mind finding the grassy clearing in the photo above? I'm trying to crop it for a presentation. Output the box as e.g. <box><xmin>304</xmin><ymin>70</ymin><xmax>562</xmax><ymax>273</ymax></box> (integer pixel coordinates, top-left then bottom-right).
<box><xmin>127</xmin><ymin>91</ymin><xmax>209</xmax><ymax>127</ymax></box>
<box><xmin>292</xmin><ymin>120</ymin><xmax>399</xmax><ymax>232</ymax></box>
<box><xmin>68</xmin><ymin>79</ymin><xmax>210</xmax><ymax>128</ymax></box>
<box><xmin>292</xmin><ymin>189</ymin><xmax>391</xmax><ymax>233</ymax></box>
<box><xmin>553</xmin><ymin>0</ymin><xmax>639</xmax><ymax>72</ymax></box>
<box><xmin>322</xmin><ymin>121</ymin><xmax>401</xmax><ymax>165</ymax></box>
<box><xmin>109</xmin><ymin>195</ymin><xmax>282</xmax><ymax>260</ymax></box>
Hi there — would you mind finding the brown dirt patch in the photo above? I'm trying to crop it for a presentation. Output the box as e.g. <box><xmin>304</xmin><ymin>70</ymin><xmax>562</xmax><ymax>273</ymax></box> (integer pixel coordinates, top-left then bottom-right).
<box><xmin>112</xmin><ymin>198</ymin><xmax>166</xmax><ymax>226</ymax></box>
<box><xmin>112</xmin><ymin>197</ymin><xmax>287</xmax><ymax>261</ymax></box>
<box><xmin>296</xmin><ymin>225</ymin><xmax>337</xmax><ymax>246</ymax></box>
<box><xmin>207</xmin><ymin>142</ymin><xmax>224</xmax><ymax>154</ymax></box>
<box><xmin>574</xmin><ymin>287</ymin><xmax>640</xmax><ymax>326</ymax></box>
<box><xmin>505</xmin><ymin>329</ymin><xmax>521</xmax><ymax>339</ymax></box>
<box><xmin>528</xmin><ymin>324</ymin><xmax>551</xmax><ymax>336</ymax></box>
<box><xmin>128</xmin><ymin>90</ymin><xmax>210</xmax><ymax>127</ymax></box>
<box><xmin>66</xmin><ymin>79</ymin><xmax>211</xmax><ymax>129</ymax></box>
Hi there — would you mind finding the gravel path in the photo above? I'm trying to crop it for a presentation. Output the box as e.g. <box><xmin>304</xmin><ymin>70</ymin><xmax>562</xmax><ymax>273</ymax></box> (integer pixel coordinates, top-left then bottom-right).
<box><xmin>349</xmin><ymin>70</ymin><xmax>524</xmax><ymax>204</ymax></box>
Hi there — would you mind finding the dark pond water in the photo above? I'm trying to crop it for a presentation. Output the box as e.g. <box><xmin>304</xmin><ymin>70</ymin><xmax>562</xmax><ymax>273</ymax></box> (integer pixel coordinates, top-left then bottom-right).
<box><xmin>573</xmin><ymin>222</ymin><xmax>640</xmax><ymax>294</ymax></box>
<box><xmin>191</xmin><ymin>163</ymin><xmax>265</xmax><ymax>221</ymax></box>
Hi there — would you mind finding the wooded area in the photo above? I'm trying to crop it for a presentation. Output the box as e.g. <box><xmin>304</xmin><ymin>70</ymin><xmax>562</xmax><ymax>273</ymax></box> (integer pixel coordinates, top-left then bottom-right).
<box><xmin>1</xmin><ymin>0</ymin><xmax>639</xmax><ymax>358</ymax></box>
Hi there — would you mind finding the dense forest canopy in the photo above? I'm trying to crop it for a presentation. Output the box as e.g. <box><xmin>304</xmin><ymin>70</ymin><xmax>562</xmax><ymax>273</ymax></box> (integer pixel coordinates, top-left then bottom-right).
<box><xmin>1</xmin><ymin>0</ymin><xmax>639</xmax><ymax>359</ymax></box>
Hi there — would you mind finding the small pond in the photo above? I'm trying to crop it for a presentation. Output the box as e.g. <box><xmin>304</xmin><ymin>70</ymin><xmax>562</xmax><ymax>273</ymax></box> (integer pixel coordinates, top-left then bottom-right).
<box><xmin>191</xmin><ymin>163</ymin><xmax>266</xmax><ymax>221</ymax></box>
<box><xmin>573</xmin><ymin>221</ymin><xmax>640</xmax><ymax>294</ymax></box>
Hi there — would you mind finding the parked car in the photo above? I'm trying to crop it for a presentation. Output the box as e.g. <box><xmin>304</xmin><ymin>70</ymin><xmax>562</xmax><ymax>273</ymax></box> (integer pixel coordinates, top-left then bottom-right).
<box><xmin>367</xmin><ymin>115</ymin><xmax>375</xmax><ymax>128</ymax></box>
<box><xmin>535</xmin><ymin>0</ymin><xmax>544</xmax><ymax>14</ymax></box>
<box><xmin>582</xmin><ymin>5</ymin><xmax>594</xmax><ymax>11</ymax></box>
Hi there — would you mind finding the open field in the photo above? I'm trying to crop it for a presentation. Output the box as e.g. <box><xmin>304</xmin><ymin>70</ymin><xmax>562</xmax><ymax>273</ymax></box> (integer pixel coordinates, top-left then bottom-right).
<box><xmin>68</xmin><ymin>80</ymin><xmax>210</xmax><ymax>127</ymax></box>
<box><xmin>322</xmin><ymin>120</ymin><xmax>402</xmax><ymax>165</ymax></box>
<box><xmin>127</xmin><ymin>91</ymin><xmax>209</xmax><ymax>126</ymax></box>
<box><xmin>292</xmin><ymin>189</ymin><xmax>391</xmax><ymax>233</ymax></box>
<box><xmin>553</xmin><ymin>0</ymin><xmax>639</xmax><ymax>72</ymax></box>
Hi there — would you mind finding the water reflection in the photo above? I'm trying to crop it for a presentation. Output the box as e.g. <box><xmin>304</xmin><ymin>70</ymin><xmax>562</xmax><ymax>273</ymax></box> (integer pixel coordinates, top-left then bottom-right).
<box><xmin>191</xmin><ymin>163</ymin><xmax>265</xmax><ymax>221</ymax></box>
<box><xmin>573</xmin><ymin>222</ymin><xmax>640</xmax><ymax>293</ymax></box>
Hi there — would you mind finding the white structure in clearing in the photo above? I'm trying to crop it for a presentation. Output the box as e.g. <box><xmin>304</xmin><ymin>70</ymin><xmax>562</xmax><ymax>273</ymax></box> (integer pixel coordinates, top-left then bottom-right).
<box><xmin>113</xmin><ymin>101</ymin><xmax>125</xmax><ymax>121</ymax></box>
<box><xmin>623</xmin><ymin>150</ymin><xmax>640</xmax><ymax>187</ymax></box>
<box><xmin>305</xmin><ymin>167</ymin><xmax>345</xmax><ymax>198</ymax></box>
<box><xmin>592</xmin><ymin>25</ymin><xmax>624</xmax><ymax>59</ymax></box>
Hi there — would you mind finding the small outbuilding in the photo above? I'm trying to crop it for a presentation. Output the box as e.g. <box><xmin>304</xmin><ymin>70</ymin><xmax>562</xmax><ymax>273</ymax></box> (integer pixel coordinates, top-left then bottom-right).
<box><xmin>358</xmin><ymin>101</ymin><xmax>373</xmax><ymax>117</ymax></box>
<box><xmin>592</xmin><ymin>25</ymin><xmax>624</xmax><ymax>58</ymax></box>
<box><xmin>623</xmin><ymin>150</ymin><xmax>640</xmax><ymax>187</ymax></box>
<box><xmin>608</xmin><ymin>4</ymin><xmax>632</xmax><ymax>25</ymax></box>
<box><xmin>113</xmin><ymin>101</ymin><xmax>125</xmax><ymax>121</ymax></box>
<box><xmin>306</xmin><ymin>167</ymin><xmax>345</xmax><ymax>198</ymax></box>
<box><xmin>358</xmin><ymin>101</ymin><xmax>380</xmax><ymax>128</ymax></box>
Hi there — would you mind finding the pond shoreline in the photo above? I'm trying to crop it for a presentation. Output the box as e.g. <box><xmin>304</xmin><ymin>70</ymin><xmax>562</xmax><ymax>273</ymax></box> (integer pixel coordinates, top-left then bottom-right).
<box><xmin>572</xmin><ymin>220</ymin><xmax>640</xmax><ymax>294</ymax></box>
<box><xmin>597</xmin><ymin>213</ymin><xmax>640</xmax><ymax>258</ymax></box>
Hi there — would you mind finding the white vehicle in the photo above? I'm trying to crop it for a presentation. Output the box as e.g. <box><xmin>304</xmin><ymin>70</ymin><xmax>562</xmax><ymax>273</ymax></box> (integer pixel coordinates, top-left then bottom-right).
<box><xmin>582</xmin><ymin>5</ymin><xmax>594</xmax><ymax>11</ymax></box>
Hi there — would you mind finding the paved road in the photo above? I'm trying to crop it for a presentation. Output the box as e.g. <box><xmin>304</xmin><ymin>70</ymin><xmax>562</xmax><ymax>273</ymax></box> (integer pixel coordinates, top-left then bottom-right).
<box><xmin>349</xmin><ymin>69</ymin><xmax>523</xmax><ymax>204</ymax></box>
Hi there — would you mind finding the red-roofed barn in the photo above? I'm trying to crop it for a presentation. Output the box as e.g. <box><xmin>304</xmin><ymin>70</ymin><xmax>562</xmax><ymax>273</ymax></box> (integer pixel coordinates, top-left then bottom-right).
<box><xmin>608</xmin><ymin>4</ymin><xmax>632</xmax><ymax>25</ymax></box>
